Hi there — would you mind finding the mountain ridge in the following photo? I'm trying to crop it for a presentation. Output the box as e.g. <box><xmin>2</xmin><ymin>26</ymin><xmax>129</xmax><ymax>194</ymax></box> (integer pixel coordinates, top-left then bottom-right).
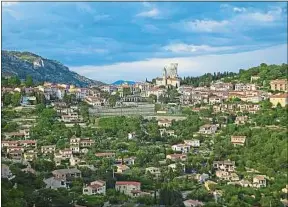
<box><xmin>1</xmin><ymin>50</ymin><xmax>104</xmax><ymax>87</ymax></box>
<box><xmin>112</xmin><ymin>80</ymin><xmax>136</xmax><ymax>85</ymax></box>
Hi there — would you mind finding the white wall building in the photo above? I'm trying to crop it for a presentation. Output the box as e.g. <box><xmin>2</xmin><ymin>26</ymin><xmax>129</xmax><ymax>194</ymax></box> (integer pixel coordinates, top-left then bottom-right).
<box><xmin>184</xmin><ymin>139</ymin><xmax>200</xmax><ymax>147</ymax></box>
<box><xmin>115</xmin><ymin>181</ymin><xmax>141</xmax><ymax>197</ymax></box>
<box><xmin>172</xmin><ymin>144</ymin><xmax>191</xmax><ymax>154</ymax></box>
<box><xmin>83</xmin><ymin>180</ymin><xmax>106</xmax><ymax>195</ymax></box>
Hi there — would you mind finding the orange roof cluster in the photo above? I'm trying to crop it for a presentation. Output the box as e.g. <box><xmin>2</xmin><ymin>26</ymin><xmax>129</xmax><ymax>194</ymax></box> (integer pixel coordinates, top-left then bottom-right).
<box><xmin>270</xmin><ymin>93</ymin><xmax>288</xmax><ymax>98</ymax></box>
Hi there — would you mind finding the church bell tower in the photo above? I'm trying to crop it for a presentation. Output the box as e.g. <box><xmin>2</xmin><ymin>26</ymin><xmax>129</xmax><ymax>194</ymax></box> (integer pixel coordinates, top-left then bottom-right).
<box><xmin>163</xmin><ymin>67</ymin><xmax>167</xmax><ymax>86</ymax></box>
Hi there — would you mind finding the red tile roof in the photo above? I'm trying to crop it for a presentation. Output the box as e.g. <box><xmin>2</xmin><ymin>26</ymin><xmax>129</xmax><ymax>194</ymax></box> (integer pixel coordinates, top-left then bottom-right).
<box><xmin>20</xmin><ymin>140</ymin><xmax>36</xmax><ymax>144</ymax></box>
<box><xmin>116</xmin><ymin>181</ymin><xmax>141</xmax><ymax>186</ymax></box>
<box><xmin>88</xmin><ymin>184</ymin><xmax>103</xmax><ymax>189</ymax></box>
<box><xmin>270</xmin><ymin>93</ymin><xmax>288</xmax><ymax>98</ymax></box>
<box><xmin>270</xmin><ymin>79</ymin><xmax>287</xmax><ymax>84</ymax></box>
<box><xmin>2</xmin><ymin>141</ymin><xmax>18</xmax><ymax>144</ymax></box>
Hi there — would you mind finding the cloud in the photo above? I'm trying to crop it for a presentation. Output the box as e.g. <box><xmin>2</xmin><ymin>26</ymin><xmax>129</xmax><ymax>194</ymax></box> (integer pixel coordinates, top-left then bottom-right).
<box><xmin>222</xmin><ymin>4</ymin><xmax>285</xmax><ymax>22</ymax></box>
<box><xmin>175</xmin><ymin>5</ymin><xmax>286</xmax><ymax>34</ymax></box>
<box><xmin>136</xmin><ymin>8</ymin><xmax>160</xmax><ymax>18</ymax></box>
<box><xmin>233</xmin><ymin>7</ymin><xmax>246</xmax><ymax>12</ymax></box>
<box><xmin>67</xmin><ymin>48</ymin><xmax>109</xmax><ymax>55</ymax></box>
<box><xmin>76</xmin><ymin>3</ymin><xmax>110</xmax><ymax>22</ymax></box>
<box><xmin>220</xmin><ymin>4</ymin><xmax>246</xmax><ymax>13</ymax></box>
<box><xmin>136</xmin><ymin>2</ymin><xmax>161</xmax><ymax>18</ymax></box>
<box><xmin>69</xmin><ymin>44</ymin><xmax>287</xmax><ymax>83</ymax></box>
<box><xmin>242</xmin><ymin>12</ymin><xmax>274</xmax><ymax>22</ymax></box>
<box><xmin>180</xmin><ymin>19</ymin><xmax>231</xmax><ymax>33</ymax></box>
<box><xmin>236</xmin><ymin>7</ymin><xmax>284</xmax><ymax>23</ymax></box>
<box><xmin>163</xmin><ymin>43</ymin><xmax>234</xmax><ymax>53</ymax></box>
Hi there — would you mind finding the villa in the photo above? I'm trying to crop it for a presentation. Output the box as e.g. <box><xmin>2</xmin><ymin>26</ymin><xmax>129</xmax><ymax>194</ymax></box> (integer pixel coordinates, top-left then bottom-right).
<box><xmin>83</xmin><ymin>180</ymin><xmax>106</xmax><ymax>195</ymax></box>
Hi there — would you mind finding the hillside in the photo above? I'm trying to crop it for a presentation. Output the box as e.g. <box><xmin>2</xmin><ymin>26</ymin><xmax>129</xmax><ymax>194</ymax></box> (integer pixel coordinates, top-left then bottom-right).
<box><xmin>181</xmin><ymin>63</ymin><xmax>287</xmax><ymax>87</ymax></box>
<box><xmin>231</xmin><ymin>63</ymin><xmax>287</xmax><ymax>83</ymax></box>
<box><xmin>1</xmin><ymin>50</ymin><xmax>104</xmax><ymax>87</ymax></box>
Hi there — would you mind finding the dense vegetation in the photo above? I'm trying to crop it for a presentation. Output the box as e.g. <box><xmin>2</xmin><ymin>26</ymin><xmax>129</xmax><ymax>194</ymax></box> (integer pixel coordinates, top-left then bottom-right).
<box><xmin>234</xmin><ymin>63</ymin><xmax>287</xmax><ymax>85</ymax></box>
<box><xmin>181</xmin><ymin>71</ymin><xmax>236</xmax><ymax>87</ymax></box>
<box><xmin>181</xmin><ymin>63</ymin><xmax>288</xmax><ymax>87</ymax></box>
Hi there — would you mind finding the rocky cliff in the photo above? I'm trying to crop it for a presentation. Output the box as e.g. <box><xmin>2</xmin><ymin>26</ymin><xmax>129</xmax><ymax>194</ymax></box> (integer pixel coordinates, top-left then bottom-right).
<box><xmin>1</xmin><ymin>50</ymin><xmax>104</xmax><ymax>87</ymax></box>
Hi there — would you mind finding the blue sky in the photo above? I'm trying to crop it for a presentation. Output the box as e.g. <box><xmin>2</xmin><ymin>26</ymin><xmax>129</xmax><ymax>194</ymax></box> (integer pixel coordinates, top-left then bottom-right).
<box><xmin>2</xmin><ymin>2</ymin><xmax>287</xmax><ymax>83</ymax></box>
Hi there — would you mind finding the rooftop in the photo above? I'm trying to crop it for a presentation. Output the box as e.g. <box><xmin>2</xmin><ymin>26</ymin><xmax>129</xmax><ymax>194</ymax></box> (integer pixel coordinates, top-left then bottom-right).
<box><xmin>270</xmin><ymin>93</ymin><xmax>288</xmax><ymax>98</ymax></box>
<box><xmin>270</xmin><ymin>79</ymin><xmax>287</xmax><ymax>83</ymax></box>
<box><xmin>52</xmin><ymin>168</ymin><xmax>81</xmax><ymax>174</ymax></box>
<box><xmin>254</xmin><ymin>175</ymin><xmax>266</xmax><ymax>180</ymax></box>
<box><xmin>116</xmin><ymin>181</ymin><xmax>141</xmax><ymax>186</ymax></box>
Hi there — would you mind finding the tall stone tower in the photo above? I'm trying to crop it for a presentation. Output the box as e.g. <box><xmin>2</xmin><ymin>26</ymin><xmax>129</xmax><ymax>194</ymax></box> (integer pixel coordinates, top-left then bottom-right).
<box><xmin>165</xmin><ymin>63</ymin><xmax>178</xmax><ymax>78</ymax></box>
<box><xmin>162</xmin><ymin>67</ymin><xmax>167</xmax><ymax>86</ymax></box>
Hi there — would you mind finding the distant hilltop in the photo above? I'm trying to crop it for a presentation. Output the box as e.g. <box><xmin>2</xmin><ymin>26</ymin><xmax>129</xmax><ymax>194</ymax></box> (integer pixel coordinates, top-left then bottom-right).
<box><xmin>112</xmin><ymin>80</ymin><xmax>136</xmax><ymax>85</ymax></box>
<box><xmin>1</xmin><ymin>50</ymin><xmax>104</xmax><ymax>87</ymax></box>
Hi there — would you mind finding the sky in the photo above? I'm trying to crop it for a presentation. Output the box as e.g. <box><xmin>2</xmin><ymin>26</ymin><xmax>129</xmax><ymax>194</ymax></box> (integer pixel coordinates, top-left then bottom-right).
<box><xmin>2</xmin><ymin>1</ymin><xmax>288</xmax><ymax>83</ymax></box>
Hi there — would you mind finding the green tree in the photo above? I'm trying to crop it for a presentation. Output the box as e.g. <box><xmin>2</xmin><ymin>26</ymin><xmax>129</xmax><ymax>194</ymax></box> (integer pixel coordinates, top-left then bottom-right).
<box><xmin>36</xmin><ymin>104</ymin><xmax>46</xmax><ymax>113</ymax></box>
<box><xmin>80</xmin><ymin>104</ymin><xmax>89</xmax><ymax>121</ymax></box>
<box><xmin>3</xmin><ymin>122</ymin><xmax>18</xmax><ymax>132</ymax></box>
<box><xmin>2</xmin><ymin>77</ymin><xmax>9</xmax><ymax>87</ymax></box>
<box><xmin>11</xmin><ymin>92</ymin><xmax>21</xmax><ymax>107</ymax></box>
<box><xmin>75</xmin><ymin>124</ymin><xmax>82</xmax><ymax>137</ymax></box>
<box><xmin>159</xmin><ymin>184</ymin><xmax>184</xmax><ymax>207</ymax></box>
<box><xmin>32</xmin><ymin>159</ymin><xmax>55</xmax><ymax>172</ymax></box>
<box><xmin>187</xmin><ymin>186</ymin><xmax>212</xmax><ymax>202</ymax></box>
<box><xmin>63</xmin><ymin>92</ymin><xmax>71</xmax><ymax>104</ymax></box>
<box><xmin>3</xmin><ymin>93</ymin><xmax>12</xmax><ymax>106</ymax></box>
<box><xmin>25</xmin><ymin>75</ymin><xmax>33</xmax><ymax>87</ymax></box>
<box><xmin>137</xmin><ymin>195</ymin><xmax>154</xmax><ymax>205</ymax></box>
<box><xmin>108</xmin><ymin>94</ymin><xmax>119</xmax><ymax>107</ymax></box>
<box><xmin>8</xmin><ymin>76</ymin><xmax>21</xmax><ymax>87</ymax></box>
<box><xmin>36</xmin><ymin>93</ymin><xmax>46</xmax><ymax>104</ymax></box>
<box><xmin>123</xmin><ymin>87</ymin><xmax>132</xmax><ymax>96</ymax></box>
<box><xmin>260</xmin><ymin>196</ymin><xmax>282</xmax><ymax>207</ymax></box>
<box><xmin>148</xmin><ymin>94</ymin><xmax>157</xmax><ymax>103</ymax></box>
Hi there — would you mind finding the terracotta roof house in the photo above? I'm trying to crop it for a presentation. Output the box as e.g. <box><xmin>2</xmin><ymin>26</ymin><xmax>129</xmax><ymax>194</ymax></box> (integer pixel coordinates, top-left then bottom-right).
<box><xmin>231</xmin><ymin>136</ymin><xmax>246</xmax><ymax>146</ymax></box>
<box><xmin>115</xmin><ymin>181</ymin><xmax>141</xmax><ymax>197</ymax></box>
<box><xmin>83</xmin><ymin>180</ymin><xmax>106</xmax><ymax>195</ymax></box>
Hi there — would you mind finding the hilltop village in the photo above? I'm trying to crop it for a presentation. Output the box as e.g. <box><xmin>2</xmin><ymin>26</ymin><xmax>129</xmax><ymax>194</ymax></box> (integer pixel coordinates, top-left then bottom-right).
<box><xmin>1</xmin><ymin>63</ymin><xmax>288</xmax><ymax>207</ymax></box>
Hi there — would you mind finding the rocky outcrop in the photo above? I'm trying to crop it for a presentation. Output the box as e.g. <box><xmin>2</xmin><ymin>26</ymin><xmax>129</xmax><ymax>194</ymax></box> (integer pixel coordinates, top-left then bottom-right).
<box><xmin>1</xmin><ymin>50</ymin><xmax>104</xmax><ymax>87</ymax></box>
